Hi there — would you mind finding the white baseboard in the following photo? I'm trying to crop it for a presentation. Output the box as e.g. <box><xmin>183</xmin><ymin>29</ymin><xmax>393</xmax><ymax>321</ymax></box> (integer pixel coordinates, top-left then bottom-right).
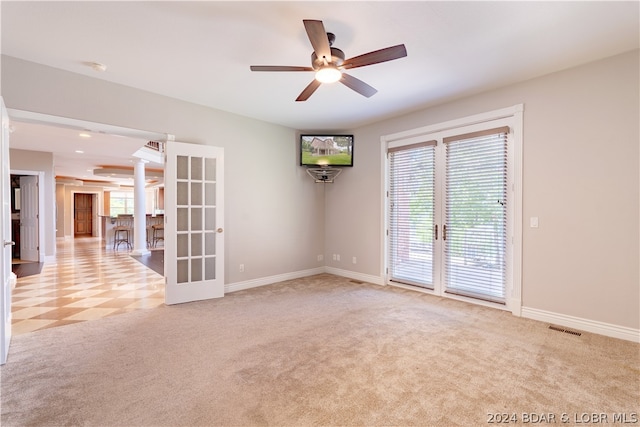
<box><xmin>522</xmin><ymin>306</ymin><xmax>640</xmax><ymax>343</ymax></box>
<box><xmin>225</xmin><ymin>267</ymin><xmax>385</xmax><ymax>294</ymax></box>
<box><xmin>323</xmin><ymin>267</ymin><xmax>384</xmax><ymax>286</ymax></box>
<box><xmin>225</xmin><ymin>267</ymin><xmax>325</xmax><ymax>293</ymax></box>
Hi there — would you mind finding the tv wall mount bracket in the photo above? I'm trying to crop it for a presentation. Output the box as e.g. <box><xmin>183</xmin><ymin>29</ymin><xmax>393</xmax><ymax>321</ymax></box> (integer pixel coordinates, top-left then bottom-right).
<box><xmin>306</xmin><ymin>166</ymin><xmax>342</xmax><ymax>183</ymax></box>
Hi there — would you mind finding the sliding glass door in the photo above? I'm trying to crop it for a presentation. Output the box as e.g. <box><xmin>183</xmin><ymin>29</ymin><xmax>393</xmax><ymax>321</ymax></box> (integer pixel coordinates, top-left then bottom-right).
<box><xmin>387</xmin><ymin>122</ymin><xmax>512</xmax><ymax>306</ymax></box>
<box><xmin>388</xmin><ymin>141</ymin><xmax>437</xmax><ymax>289</ymax></box>
<box><xmin>443</xmin><ymin>128</ymin><xmax>508</xmax><ymax>303</ymax></box>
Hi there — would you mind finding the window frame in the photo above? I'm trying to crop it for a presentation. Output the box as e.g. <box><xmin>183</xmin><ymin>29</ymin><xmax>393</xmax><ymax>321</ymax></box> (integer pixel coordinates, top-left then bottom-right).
<box><xmin>109</xmin><ymin>190</ymin><xmax>135</xmax><ymax>217</ymax></box>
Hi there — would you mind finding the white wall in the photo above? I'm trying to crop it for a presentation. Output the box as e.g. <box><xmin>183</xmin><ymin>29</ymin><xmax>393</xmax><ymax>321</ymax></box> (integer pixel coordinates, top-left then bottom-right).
<box><xmin>9</xmin><ymin>148</ymin><xmax>55</xmax><ymax>259</ymax></box>
<box><xmin>327</xmin><ymin>50</ymin><xmax>640</xmax><ymax>332</ymax></box>
<box><xmin>1</xmin><ymin>56</ymin><xmax>326</xmax><ymax>284</ymax></box>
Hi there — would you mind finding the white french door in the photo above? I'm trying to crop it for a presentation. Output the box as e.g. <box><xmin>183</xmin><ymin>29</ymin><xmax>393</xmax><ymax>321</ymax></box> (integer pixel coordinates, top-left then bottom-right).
<box><xmin>386</xmin><ymin>112</ymin><xmax>520</xmax><ymax>311</ymax></box>
<box><xmin>1</xmin><ymin>98</ymin><xmax>13</xmax><ymax>364</ymax></box>
<box><xmin>164</xmin><ymin>141</ymin><xmax>224</xmax><ymax>305</ymax></box>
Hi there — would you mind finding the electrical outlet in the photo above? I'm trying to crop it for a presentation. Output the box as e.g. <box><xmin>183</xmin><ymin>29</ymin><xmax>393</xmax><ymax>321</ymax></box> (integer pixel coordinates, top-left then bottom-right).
<box><xmin>352</xmin><ymin>257</ymin><xmax>357</xmax><ymax>264</ymax></box>
<box><xmin>317</xmin><ymin>254</ymin><xmax>323</xmax><ymax>262</ymax></box>
<box><xmin>336</xmin><ymin>254</ymin><xmax>341</xmax><ymax>261</ymax></box>
<box><xmin>333</xmin><ymin>254</ymin><xmax>337</xmax><ymax>261</ymax></box>
<box><xmin>239</xmin><ymin>264</ymin><xmax>245</xmax><ymax>272</ymax></box>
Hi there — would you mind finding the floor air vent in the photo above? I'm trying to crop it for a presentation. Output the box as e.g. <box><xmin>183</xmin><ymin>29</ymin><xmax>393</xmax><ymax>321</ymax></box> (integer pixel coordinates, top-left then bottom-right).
<box><xmin>549</xmin><ymin>325</ymin><xmax>582</xmax><ymax>336</ymax></box>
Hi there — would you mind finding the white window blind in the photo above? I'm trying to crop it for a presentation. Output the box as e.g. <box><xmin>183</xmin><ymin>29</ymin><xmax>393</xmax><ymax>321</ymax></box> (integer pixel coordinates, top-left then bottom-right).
<box><xmin>443</xmin><ymin>127</ymin><xmax>508</xmax><ymax>303</ymax></box>
<box><xmin>388</xmin><ymin>141</ymin><xmax>436</xmax><ymax>288</ymax></box>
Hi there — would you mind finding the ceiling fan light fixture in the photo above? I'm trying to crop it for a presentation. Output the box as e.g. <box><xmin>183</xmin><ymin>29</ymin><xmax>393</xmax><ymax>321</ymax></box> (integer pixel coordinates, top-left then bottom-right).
<box><xmin>315</xmin><ymin>66</ymin><xmax>342</xmax><ymax>84</ymax></box>
<box><xmin>249</xmin><ymin>19</ymin><xmax>407</xmax><ymax>101</ymax></box>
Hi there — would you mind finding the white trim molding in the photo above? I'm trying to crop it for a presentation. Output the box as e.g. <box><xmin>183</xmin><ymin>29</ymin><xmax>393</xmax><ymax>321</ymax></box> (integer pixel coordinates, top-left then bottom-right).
<box><xmin>382</xmin><ymin>104</ymin><xmax>524</xmax><ymax>144</ymax></box>
<box><xmin>522</xmin><ymin>306</ymin><xmax>640</xmax><ymax>343</ymax></box>
<box><xmin>225</xmin><ymin>267</ymin><xmax>325</xmax><ymax>294</ymax></box>
<box><xmin>324</xmin><ymin>267</ymin><xmax>384</xmax><ymax>286</ymax></box>
<box><xmin>226</xmin><ymin>267</ymin><xmax>384</xmax><ymax>294</ymax></box>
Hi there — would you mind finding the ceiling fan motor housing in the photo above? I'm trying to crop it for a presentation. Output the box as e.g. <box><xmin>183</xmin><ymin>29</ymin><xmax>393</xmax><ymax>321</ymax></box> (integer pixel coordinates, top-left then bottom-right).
<box><xmin>311</xmin><ymin>47</ymin><xmax>345</xmax><ymax>70</ymax></box>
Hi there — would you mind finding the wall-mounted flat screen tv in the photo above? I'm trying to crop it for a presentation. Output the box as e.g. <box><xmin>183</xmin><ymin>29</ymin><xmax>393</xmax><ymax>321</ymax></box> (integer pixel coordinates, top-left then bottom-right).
<box><xmin>300</xmin><ymin>134</ymin><xmax>354</xmax><ymax>167</ymax></box>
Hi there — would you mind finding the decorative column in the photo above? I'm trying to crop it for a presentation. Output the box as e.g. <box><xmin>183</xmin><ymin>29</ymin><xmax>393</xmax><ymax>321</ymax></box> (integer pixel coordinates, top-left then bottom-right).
<box><xmin>131</xmin><ymin>159</ymin><xmax>150</xmax><ymax>256</ymax></box>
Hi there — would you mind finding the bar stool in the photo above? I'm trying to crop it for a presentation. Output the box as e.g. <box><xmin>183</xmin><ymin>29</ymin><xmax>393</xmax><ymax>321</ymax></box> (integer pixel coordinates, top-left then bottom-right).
<box><xmin>152</xmin><ymin>223</ymin><xmax>164</xmax><ymax>248</ymax></box>
<box><xmin>113</xmin><ymin>214</ymin><xmax>133</xmax><ymax>250</ymax></box>
<box><xmin>145</xmin><ymin>216</ymin><xmax>157</xmax><ymax>248</ymax></box>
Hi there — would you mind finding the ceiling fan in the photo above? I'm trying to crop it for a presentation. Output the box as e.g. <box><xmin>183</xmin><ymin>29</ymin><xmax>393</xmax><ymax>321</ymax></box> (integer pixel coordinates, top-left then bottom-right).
<box><xmin>250</xmin><ymin>19</ymin><xmax>407</xmax><ymax>102</ymax></box>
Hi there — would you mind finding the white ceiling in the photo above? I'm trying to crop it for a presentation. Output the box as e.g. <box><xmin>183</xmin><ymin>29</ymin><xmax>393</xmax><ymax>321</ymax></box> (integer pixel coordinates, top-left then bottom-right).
<box><xmin>8</xmin><ymin>116</ymin><xmax>164</xmax><ymax>186</ymax></box>
<box><xmin>2</xmin><ymin>1</ymin><xmax>638</xmax><ymax>183</ymax></box>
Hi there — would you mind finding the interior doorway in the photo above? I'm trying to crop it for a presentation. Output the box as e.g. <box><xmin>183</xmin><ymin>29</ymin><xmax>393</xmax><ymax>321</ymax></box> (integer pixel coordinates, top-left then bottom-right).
<box><xmin>10</xmin><ymin>172</ymin><xmax>44</xmax><ymax>263</ymax></box>
<box><xmin>3</xmin><ymin>110</ymin><xmax>169</xmax><ymax>365</ymax></box>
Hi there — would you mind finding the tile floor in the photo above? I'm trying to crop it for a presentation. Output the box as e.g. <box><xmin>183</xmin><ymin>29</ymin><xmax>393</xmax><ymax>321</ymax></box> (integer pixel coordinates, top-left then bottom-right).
<box><xmin>11</xmin><ymin>237</ymin><xmax>165</xmax><ymax>335</ymax></box>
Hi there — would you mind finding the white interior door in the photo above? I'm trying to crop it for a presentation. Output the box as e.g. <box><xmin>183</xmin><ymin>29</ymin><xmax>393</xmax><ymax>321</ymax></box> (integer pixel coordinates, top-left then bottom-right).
<box><xmin>164</xmin><ymin>141</ymin><xmax>224</xmax><ymax>304</ymax></box>
<box><xmin>19</xmin><ymin>175</ymin><xmax>39</xmax><ymax>262</ymax></box>
<box><xmin>1</xmin><ymin>98</ymin><xmax>13</xmax><ymax>365</ymax></box>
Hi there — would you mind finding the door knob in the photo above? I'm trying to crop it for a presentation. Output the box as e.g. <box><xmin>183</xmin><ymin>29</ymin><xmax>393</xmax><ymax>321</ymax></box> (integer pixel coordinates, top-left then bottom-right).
<box><xmin>4</xmin><ymin>241</ymin><xmax>15</xmax><ymax>247</ymax></box>
<box><xmin>216</xmin><ymin>228</ymin><xmax>223</xmax><ymax>233</ymax></box>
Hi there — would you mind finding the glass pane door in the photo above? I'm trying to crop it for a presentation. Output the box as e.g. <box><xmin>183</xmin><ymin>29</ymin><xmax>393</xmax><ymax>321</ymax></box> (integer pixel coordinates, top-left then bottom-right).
<box><xmin>443</xmin><ymin>132</ymin><xmax>507</xmax><ymax>303</ymax></box>
<box><xmin>388</xmin><ymin>142</ymin><xmax>436</xmax><ymax>289</ymax></box>
<box><xmin>165</xmin><ymin>141</ymin><xmax>224</xmax><ymax>305</ymax></box>
<box><xmin>387</xmin><ymin>126</ymin><xmax>511</xmax><ymax>306</ymax></box>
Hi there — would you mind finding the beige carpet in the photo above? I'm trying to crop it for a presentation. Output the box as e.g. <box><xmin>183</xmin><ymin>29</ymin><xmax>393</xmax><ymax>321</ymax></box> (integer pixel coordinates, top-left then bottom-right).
<box><xmin>1</xmin><ymin>274</ymin><xmax>638</xmax><ymax>426</ymax></box>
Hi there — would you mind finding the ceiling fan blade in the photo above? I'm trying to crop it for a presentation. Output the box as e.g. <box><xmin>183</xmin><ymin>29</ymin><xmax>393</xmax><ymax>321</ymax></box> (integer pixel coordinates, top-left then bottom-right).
<box><xmin>340</xmin><ymin>73</ymin><xmax>377</xmax><ymax>98</ymax></box>
<box><xmin>303</xmin><ymin>19</ymin><xmax>331</xmax><ymax>62</ymax></box>
<box><xmin>343</xmin><ymin>44</ymin><xmax>407</xmax><ymax>70</ymax></box>
<box><xmin>296</xmin><ymin>79</ymin><xmax>322</xmax><ymax>102</ymax></box>
<box><xmin>250</xmin><ymin>65</ymin><xmax>314</xmax><ymax>72</ymax></box>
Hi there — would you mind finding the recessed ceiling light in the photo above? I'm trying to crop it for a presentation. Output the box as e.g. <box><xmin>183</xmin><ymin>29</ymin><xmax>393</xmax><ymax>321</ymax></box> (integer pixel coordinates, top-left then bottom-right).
<box><xmin>75</xmin><ymin>150</ymin><xmax>84</xmax><ymax>154</ymax></box>
<box><xmin>79</xmin><ymin>132</ymin><xmax>91</xmax><ymax>138</ymax></box>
